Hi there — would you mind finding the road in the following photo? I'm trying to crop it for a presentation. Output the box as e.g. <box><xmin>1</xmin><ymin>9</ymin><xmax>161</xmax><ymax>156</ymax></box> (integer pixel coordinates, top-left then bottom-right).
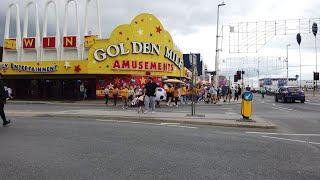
<box><xmin>0</xmin><ymin>96</ymin><xmax>319</xmax><ymax>179</ymax></box>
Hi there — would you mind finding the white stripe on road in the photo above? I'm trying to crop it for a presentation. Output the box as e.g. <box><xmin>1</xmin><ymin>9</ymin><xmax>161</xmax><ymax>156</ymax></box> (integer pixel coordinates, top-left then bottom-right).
<box><xmin>160</xmin><ymin>123</ymin><xmax>181</xmax><ymax>125</ymax></box>
<box><xmin>164</xmin><ymin>124</ymin><xmax>198</xmax><ymax>129</ymax></box>
<box><xmin>271</xmin><ymin>106</ymin><xmax>296</xmax><ymax>112</ymax></box>
<box><xmin>261</xmin><ymin>135</ymin><xmax>320</xmax><ymax>145</ymax></box>
<box><xmin>95</xmin><ymin>119</ymin><xmax>198</xmax><ymax>129</ymax></box>
<box><xmin>246</xmin><ymin>132</ymin><xmax>320</xmax><ymax>136</ymax></box>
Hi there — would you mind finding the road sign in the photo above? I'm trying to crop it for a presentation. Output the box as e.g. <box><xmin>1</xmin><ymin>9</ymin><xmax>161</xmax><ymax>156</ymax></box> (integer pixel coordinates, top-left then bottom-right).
<box><xmin>243</xmin><ymin>91</ymin><xmax>253</xmax><ymax>101</ymax></box>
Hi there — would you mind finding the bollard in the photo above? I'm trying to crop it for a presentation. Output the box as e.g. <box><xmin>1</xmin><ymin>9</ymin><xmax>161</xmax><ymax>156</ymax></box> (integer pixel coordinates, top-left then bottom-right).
<box><xmin>241</xmin><ymin>91</ymin><xmax>253</xmax><ymax>120</ymax></box>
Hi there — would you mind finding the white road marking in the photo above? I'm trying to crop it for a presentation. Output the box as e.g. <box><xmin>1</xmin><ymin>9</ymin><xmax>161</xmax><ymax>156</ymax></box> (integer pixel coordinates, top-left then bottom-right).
<box><xmin>246</xmin><ymin>132</ymin><xmax>320</xmax><ymax>136</ymax></box>
<box><xmin>271</xmin><ymin>106</ymin><xmax>296</xmax><ymax>112</ymax></box>
<box><xmin>261</xmin><ymin>135</ymin><xmax>320</xmax><ymax>145</ymax></box>
<box><xmin>271</xmin><ymin>107</ymin><xmax>287</xmax><ymax>111</ymax></box>
<box><xmin>95</xmin><ymin>119</ymin><xmax>198</xmax><ymax>129</ymax></box>
<box><xmin>225</xmin><ymin>112</ymin><xmax>237</xmax><ymax>115</ymax></box>
<box><xmin>165</xmin><ymin>124</ymin><xmax>198</xmax><ymax>129</ymax></box>
<box><xmin>160</xmin><ymin>123</ymin><xmax>181</xmax><ymax>125</ymax></box>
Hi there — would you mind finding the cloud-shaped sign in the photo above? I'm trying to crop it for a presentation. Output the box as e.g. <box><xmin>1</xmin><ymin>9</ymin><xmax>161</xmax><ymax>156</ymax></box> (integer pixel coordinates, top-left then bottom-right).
<box><xmin>88</xmin><ymin>13</ymin><xmax>184</xmax><ymax>73</ymax></box>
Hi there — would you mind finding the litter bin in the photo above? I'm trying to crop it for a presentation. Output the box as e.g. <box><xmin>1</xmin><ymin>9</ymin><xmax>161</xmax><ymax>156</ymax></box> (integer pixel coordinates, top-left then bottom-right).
<box><xmin>241</xmin><ymin>91</ymin><xmax>253</xmax><ymax>119</ymax></box>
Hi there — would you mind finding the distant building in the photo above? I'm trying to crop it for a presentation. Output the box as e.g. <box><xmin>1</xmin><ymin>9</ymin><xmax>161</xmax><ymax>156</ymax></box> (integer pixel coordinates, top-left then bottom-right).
<box><xmin>183</xmin><ymin>53</ymin><xmax>204</xmax><ymax>77</ymax></box>
<box><xmin>259</xmin><ymin>78</ymin><xmax>298</xmax><ymax>89</ymax></box>
<box><xmin>0</xmin><ymin>46</ymin><xmax>3</xmax><ymax>62</ymax></box>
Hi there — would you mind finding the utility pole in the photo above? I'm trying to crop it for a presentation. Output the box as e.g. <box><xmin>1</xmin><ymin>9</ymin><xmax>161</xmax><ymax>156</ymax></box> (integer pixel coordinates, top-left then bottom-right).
<box><xmin>214</xmin><ymin>2</ymin><xmax>226</xmax><ymax>87</ymax></box>
<box><xmin>257</xmin><ymin>58</ymin><xmax>260</xmax><ymax>87</ymax></box>
<box><xmin>286</xmin><ymin>44</ymin><xmax>290</xmax><ymax>85</ymax></box>
<box><xmin>312</xmin><ymin>23</ymin><xmax>318</xmax><ymax>96</ymax></box>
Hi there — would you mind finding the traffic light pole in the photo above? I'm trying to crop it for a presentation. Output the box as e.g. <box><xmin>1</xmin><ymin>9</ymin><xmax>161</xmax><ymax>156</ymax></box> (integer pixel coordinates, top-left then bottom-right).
<box><xmin>190</xmin><ymin>54</ymin><xmax>196</xmax><ymax>116</ymax></box>
<box><xmin>315</xmin><ymin>36</ymin><xmax>318</xmax><ymax>96</ymax></box>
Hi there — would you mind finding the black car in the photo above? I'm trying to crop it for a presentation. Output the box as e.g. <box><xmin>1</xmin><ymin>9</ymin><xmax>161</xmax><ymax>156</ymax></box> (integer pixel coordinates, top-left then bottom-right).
<box><xmin>275</xmin><ymin>86</ymin><xmax>305</xmax><ymax>103</ymax></box>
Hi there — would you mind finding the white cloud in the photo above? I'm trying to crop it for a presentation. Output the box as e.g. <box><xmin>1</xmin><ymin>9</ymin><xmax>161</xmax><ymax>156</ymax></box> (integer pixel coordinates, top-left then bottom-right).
<box><xmin>1</xmin><ymin>0</ymin><xmax>320</xmax><ymax>81</ymax></box>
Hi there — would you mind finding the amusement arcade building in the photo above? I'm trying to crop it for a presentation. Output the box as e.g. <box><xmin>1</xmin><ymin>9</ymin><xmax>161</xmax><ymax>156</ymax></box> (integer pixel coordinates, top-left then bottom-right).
<box><xmin>1</xmin><ymin>0</ymin><xmax>189</xmax><ymax>99</ymax></box>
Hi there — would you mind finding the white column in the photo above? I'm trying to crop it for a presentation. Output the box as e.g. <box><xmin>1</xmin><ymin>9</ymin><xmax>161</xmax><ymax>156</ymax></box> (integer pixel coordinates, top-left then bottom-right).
<box><xmin>42</xmin><ymin>0</ymin><xmax>61</xmax><ymax>61</ymax></box>
<box><xmin>3</xmin><ymin>3</ymin><xmax>21</xmax><ymax>62</ymax></box>
<box><xmin>22</xmin><ymin>1</ymin><xmax>41</xmax><ymax>61</ymax></box>
<box><xmin>62</xmin><ymin>0</ymin><xmax>80</xmax><ymax>61</ymax></box>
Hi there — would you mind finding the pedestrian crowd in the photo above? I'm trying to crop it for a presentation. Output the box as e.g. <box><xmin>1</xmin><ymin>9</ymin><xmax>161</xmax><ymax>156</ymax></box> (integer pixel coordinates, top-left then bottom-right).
<box><xmin>101</xmin><ymin>77</ymin><xmax>244</xmax><ymax>114</ymax></box>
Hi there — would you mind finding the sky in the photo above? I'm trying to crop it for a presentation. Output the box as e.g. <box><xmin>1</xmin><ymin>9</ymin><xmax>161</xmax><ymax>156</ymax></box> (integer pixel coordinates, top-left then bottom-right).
<box><xmin>1</xmin><ymin>0</ymin><xmax>320</xmax><ymax>82</ymax></box>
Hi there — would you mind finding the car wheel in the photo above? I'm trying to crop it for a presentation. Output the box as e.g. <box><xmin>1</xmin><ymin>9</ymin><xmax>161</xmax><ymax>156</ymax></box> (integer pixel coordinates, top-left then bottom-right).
<box><xmin>301</xmin><ymin>100</ymin><xmax>305</xmax><ymax>103</ymax></box>
<box><xmin>275</xmin><ymin>96</ymin><xmax>278</xmax><ymax>102</ymax></box>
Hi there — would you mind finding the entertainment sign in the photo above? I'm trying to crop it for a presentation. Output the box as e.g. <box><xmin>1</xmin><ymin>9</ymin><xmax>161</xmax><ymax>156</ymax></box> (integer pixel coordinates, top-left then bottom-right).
<box><xmin>0</xmin><ymin>63</ymin><xmax>58</xmax><ymax>73</ymax></box>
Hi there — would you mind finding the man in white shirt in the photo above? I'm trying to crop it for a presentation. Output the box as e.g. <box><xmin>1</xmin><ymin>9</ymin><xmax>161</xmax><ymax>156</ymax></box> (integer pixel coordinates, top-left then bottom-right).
<box><xmin>104</xmin><ymin>86</ymin><xmax>110</xmax><ymax>105</ymax></box>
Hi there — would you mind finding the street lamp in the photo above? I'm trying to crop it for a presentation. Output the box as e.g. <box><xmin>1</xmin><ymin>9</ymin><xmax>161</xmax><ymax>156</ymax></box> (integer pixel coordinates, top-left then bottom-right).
<box><xmin>286</xmin><ymin>44</ymin><xmax>291</xmax><ymax>84</ymax></box>
<box><xmin>214</xmin><ymin>2</ymin><xmax>226</xmax><ymax>87</ymax></box>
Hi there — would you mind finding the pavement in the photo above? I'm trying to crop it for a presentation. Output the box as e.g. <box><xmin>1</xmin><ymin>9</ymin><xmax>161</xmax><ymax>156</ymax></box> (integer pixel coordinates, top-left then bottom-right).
<box><xmin>6</xmin><ymin>100</ymin><xmax>275</xmax><ymax>129</ymax></box>
<box><xmin>1</xmin><ymin>96</ymin><xmax>319</xmax><ymax>179</ymax></box>
<box><xmin>0</xmin><ymin>116</ymin><xmax>319</xmax><ymax>180</ymax></box>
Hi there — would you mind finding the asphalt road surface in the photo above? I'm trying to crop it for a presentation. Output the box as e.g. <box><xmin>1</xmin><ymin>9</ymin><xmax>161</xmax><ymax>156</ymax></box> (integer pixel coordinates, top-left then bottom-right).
<box><xmin>0</xmin><ymin>96</ymin><xmax>319</xmax><ymax>179</ymax></box>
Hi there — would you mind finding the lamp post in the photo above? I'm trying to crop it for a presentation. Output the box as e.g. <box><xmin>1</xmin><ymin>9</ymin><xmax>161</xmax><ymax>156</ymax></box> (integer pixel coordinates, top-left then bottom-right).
<box><xmin>214</xmin><ymin>2</ymin><xmax>226</xmax><ymax>87</ymax></box>
<box><xmin>286</xmin><ymin>44</ymin><xmax>291</xmax><ymax>84</ymax></box>
<box><xmin>296</xmin><ymin>33</ymin><xmax>302</xmax><ymax>89</ymax></box>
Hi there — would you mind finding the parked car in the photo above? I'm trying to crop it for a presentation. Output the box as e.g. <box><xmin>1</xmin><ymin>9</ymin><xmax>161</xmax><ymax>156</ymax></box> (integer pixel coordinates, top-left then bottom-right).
<box><xmin>275</xmin><ymin>86</ymin><xmax>305</xmax><ymax>103</ymax></box>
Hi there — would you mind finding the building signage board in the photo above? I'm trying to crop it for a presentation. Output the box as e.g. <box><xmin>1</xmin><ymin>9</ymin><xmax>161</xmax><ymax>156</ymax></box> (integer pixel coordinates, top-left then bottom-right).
<box><xmin>4</xmin><ymin>39</ymin><xmax>16</xmax><ymax>50</ymax></box>
<box><xmin>43</xmin><ymin>37</ymin><xmax>56</xmax><ymax>48</ymax></box>
<box><xmin>63</xmin><ymin>36</ymin><xmax>77</xmax><ymax>48</ymax></box>
<box><xmin>0</xmin><ymin>63</ymin><xmax>58</xmax><ymax>73</ymax></box>
<box><xmin>23</xmin><ymin>37</ymin><xmax>36</xmax><ymax>49</ymax></box>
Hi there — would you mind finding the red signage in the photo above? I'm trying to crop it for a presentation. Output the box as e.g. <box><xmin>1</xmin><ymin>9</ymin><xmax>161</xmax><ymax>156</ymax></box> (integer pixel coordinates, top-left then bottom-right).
<box><xmin>63</xmin><ymin>36</ymin><xmax>77</xmax><ymax>48</ymax></box>
<box><xmin>112</xmin><ymin>60</ymin><xmax>174</xmax><ymax>72</ymax></box>
<box><xmin>43</xmin><ymin>37</ymin><xmax>56</xmax><ymax>48</ymax></box>
<box><xmin>23</xmin><ymin>38</ymin><xmax>36</xmax><ymax>49</ymax></box>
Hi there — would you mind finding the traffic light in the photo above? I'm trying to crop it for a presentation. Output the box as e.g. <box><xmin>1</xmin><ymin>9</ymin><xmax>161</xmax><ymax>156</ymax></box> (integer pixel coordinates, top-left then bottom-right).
<box><xmin>314</xmin><ymin>72</ymin><xmax>319</xmax><ymax>81</ymax></box>
<box><xmin>234</xmin><ymin>74</ymin><xmax>238</xmax><ymax>82</ymax></box>
<box><xmin>236</xmin><ymin>71</ymin><xmax>242</xmax><ymax>80</ymax></box>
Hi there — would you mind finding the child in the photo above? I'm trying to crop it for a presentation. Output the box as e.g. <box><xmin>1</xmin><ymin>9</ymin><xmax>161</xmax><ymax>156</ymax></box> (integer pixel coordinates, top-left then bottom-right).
<box><xmin>135</xmin><ymin>88</ymin><xmax>145</xmax><ymax>114</ymax></box>
<box><xmin>173</xmin><ymin>86</ymin><xmax>180</xmax><ymax>107</ymax></box>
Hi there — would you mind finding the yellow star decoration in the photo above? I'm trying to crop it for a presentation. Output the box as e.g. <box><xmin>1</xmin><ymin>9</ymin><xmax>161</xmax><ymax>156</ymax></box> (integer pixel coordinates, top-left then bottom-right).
<box><xmin>114</xmin><ymin>78</ymin><xmax>121</xmax><ymax>84</ymax></box>
<box><xmin>140</xmin><ymin>77</ymin><xmax>146</xmax><ymax>85</ymax></box>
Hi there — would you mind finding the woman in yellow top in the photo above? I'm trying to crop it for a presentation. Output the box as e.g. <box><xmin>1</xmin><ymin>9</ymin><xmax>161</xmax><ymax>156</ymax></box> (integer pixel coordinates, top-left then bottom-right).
<box><xmin>120</xmin><ymin>86</ymin><xmax>129</xmax><ymax>109</ymax></box>
<box><xmin>173</xmin><ymin>86</ymin><xmax>180</xmax><ymax>107</ymax></box>
<box><xmin>166</xmin><ymin>84</ymin><xmax>174</xmax><ymax>106</ymax></box>
<box><xmin>196</xmin><ymin>85</ymin><xmax>201</xmax><ymax>103</ymax></box>
<box><xmin>180</xmin><ymin>85</ymin><xmax>187</xmax><ymax>104</ymax></box>
<box><xmin>113</xmin><ymin>86</ymin><xmax>119</xmax><ymax>106</ymax></box>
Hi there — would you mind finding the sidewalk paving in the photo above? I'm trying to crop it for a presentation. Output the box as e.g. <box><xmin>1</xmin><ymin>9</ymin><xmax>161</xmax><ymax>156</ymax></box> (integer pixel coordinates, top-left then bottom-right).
<box><xmin>6</xmin><ymin>108</ymin><xmax>276</xmax><ymax>129</ymax></box>
<box><xmin>8</xmin><ymin>99</ymin><xmax>241</xmax><ymax>106</ymax></box>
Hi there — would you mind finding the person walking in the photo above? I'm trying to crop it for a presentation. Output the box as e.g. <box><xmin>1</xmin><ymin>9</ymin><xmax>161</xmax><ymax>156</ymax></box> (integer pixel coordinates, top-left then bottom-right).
<box><xmin>227</xmin><ymin>86</ymin><xmax>233</xmax><ymax>103</ymax></box>
<box><xmin>260</xmin><ymin>86</ymin><xmax>266</xmax><ymax>99</ymax></box>
<box><xmin>0</xmin><ymin>74</ymin><xmax>10</xmax><ymax>127</ymax></box>
<box><xmin>213</xmin><ymin>86</ymin><xmax>218</xmax><ymax>104</ymax></box>
<box><xmin>121</xmin><ymin>86</ymin><xmax>129</xmax><ymax>109</ymax></box>
<box><xmin>7</xmin><ymin>87</ymin><xmax>13</xmax><ymax>100</ymax></box>
<box><xmin>222</xmin><ymin>85</ymin><xmax>228</xmax><ymax>102</ymax></box>
<box><xmin>79</xmin><ymin>83</ymin><xmax>85</xmax><ymax>100</ymax></box>
<box><xmin>231</xmin><ymin>86</ymin><xmax>236</xmax><ymax>102</ymax></box>
<box><xmin>238</xmin><ymin>85</ymin><xmax>242</xmax><ymax>97</ymax></box>
<box><xmin>144</xmin><ymin>77</ymin><xmax>158</xmax><ymax>113</ymax></box>
<box><xmin>234</xmin><ymin>86</ymin><xmax>239</xmax><ymax>101</ymax></box>
<box><xmin>180</xmin><ymin>85</ymin><xmax>187</xmax><ymax>105</ymax></box>
<box><xmin>166</xmin><ymin>84</ymin><xmax>173</xmax><ymax>106</ymax></box>
<box><xmin>113</xmin><ymin>86</ymin><xmax>119</xmax><ymax>106</ymax></box>
<box><xmin>104</xmin><ymin>86</ymin><xmax>110</xmax><ymax>105</ymax></box>
<box><xmin>173</xmin><ymin>86</ymin><xmax>180</xmax><ymax>107</ymax></box>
